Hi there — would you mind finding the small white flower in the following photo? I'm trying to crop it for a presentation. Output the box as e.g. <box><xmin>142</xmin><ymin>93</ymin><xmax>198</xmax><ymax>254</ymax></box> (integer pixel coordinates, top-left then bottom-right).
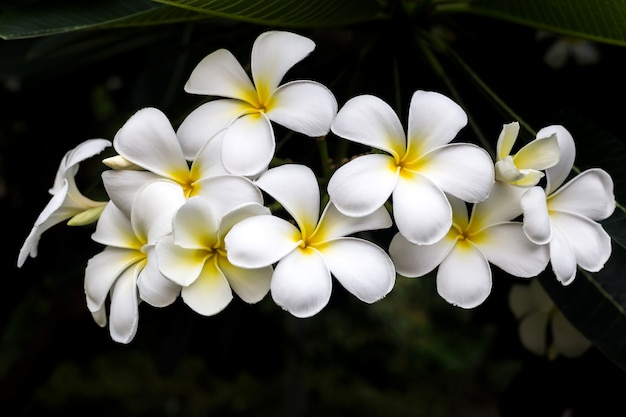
<box><xmin>537</xmin><ymin>31</ymin><xmax>600</xmax><ymax>69</ymax></box>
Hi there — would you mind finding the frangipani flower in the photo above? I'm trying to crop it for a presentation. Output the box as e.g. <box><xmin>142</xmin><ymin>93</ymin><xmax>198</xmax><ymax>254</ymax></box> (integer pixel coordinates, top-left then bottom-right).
<box><xmin>389</xmin><ymin>182</ymin><xmax>549</xmax><ymax>308</ymax></box>
<box><xmin>494</xmin><ymin>121</ymin><xmax>560</xmax><ymax>187</ymax></box>
<box><xmin>328</xmin><ymin>90</ymin><xmax>494</xmax><ymax>245</ymax></box>
<box><xmin>84</xmin><ymin>180</ymin><xmax>185</xmax><ymax>343</ymax></box>
<box><xmin>177</xmin><ymin>30</ymin><xmax>338</xmax><ymax>176</ymax></box>
<box><xmin>18</xmin><ymin>138</ymin><xmax>111</xmax><ymax>267</ymax></box>
<box><xmin>225</xmin><ymin>164</ymin><xmax>396</xmax><ymax>318</ymax></box>
<box><xmin>156</xmin><ymin>197</ymin><xmax>272</xmax><ymax>316</ymax></box>
<box><xmin>509</xmin><ymin>279</ymin><xmax>591</xmax><ymax>358</ymax></box>
<box><xmin>520</xmin><ymin>125</ymin><xmax>615</xmax><ymax>285</ymax></box>
<box><xmin>536</xmin><ymin>31</ymin><xmax>600</xmax><ymax>69</ymax></box>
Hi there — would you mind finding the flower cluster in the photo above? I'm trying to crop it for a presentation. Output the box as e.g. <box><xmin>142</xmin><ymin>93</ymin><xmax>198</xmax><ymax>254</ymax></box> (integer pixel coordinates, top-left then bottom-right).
<box><xmin>18</xmin><ymin>30</ymin><xmax>616</xmax><ymax>344</ymax></box>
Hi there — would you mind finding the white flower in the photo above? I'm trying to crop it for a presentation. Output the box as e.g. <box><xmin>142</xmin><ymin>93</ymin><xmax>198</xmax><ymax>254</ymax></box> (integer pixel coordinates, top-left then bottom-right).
<box><xmin>156</xmin><ymin>197</ymin><xmax>272</xmax><ymax>316</ymax></box>
<box><xmin>18</xmin><ymin>138</ymin><xmax>111</xmax><ymax>267</ymax></box>
<box><xmin>177</xmin><ymin>30</ymin><xmax>338</xmax><ymax>176</ymax></box>
<box><xmin>84</xmin><ymin>180</ymin><xmax>185</xmax><ymax>343</ymax></box>
<box><xmin>509</xmin><ymin>279</ymin><xmax>591</xmax><ymax>358</ymax></box>
<box><xmin>225</xmin><ymin>164</ymin><xmax>396</xmax><ymax>318</ymax></box>
<box><xmin>537</xmin><ymin>31</ymin><xmax>600</xmax><ymax>69</ymax></box>
<box><xmin>328</xmin><ymin>90</ymin><xmax>494</xmax><ymax>245</ymax></box>
<box><xmin>494</xmin><ymin>121</ymin><xmax>560</xmax><ymax>187</ymax></box>
<box><xmin>520</xmin><ymin>125</ymin><xmax>615</xmax><ymax>285</ymax></box>
<box><xmin>389</xmin><ymin>182</ymin><xmax>549</xmax><ymax>308</ymax></box>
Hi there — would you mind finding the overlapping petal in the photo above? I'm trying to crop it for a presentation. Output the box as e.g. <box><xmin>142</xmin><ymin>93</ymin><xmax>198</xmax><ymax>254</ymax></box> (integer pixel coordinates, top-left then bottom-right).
<box><xmin>389</xmin><ymin>230</ymin><xmax>457</xmax><ymax>277</ymax></box>
<box><xmin>513</xmin><ymin>133</ymin><xmax>560</xmax><ymax>171</ymax></box>
<box><xmin>101</xmin><ymin>170</ymin><xmax>161</xmax><ymax>217</ymax></box>
<box><xmin>221</xmin><ymin>112</ymin><xmax>275</xmax><ymax>176</ymax></box>
<box><xmin>521</xmin><ymin>186</ymin><xmax>552</xmax><ymax>245</ymax></box>
<box><xmin>137</xmin><ymin>246</ymin><xmax>181</xmax><ymax>307</ymax></box>
<box><xmin>108</xmin><ymin>263</ymin><xmax>141</xmax><ymax>344</ymax></box>
<box><xmin>193</xmin><ymin>175</ymin><xmax>263</xmax><ymax>219</ymax></box>
<box><xmin>496</xmin><ymin>122</ymin><xmax>520</xmax><ymax>161</ymax></box>
<box><xmin>541</xmin><ymin>125</ymin><xmax>576</xmax><ymax>194</ymax></box>
<box><xmin>131</xmin><ymin>180</ymin><xmax>186</xmax><ymax>244</ymax></box>
<box><xmin>548</xmin><ymin>168</ymin><xmax>615</xmax><ymax>220</ymax></box>
<box><xmin>548</xmin><ymin>226</ymin><xmax>578</xmax><ymax>285</ymax></box>
<box><xmin>468</xmin><ymin>182</ymin><xmax>525</xmax><ymax>232</ymax></box>
<box><xmin>156</xmin><ymin>236</ymin><xmax>207</xmax><ymax>286</ymax></box>
<box><xmin>181</xmin><ymin>260</ymin><xmax>233</xmax><ymax>316</ymax></box>
<box><xmin>311</xmin><ymin>203</ymin><xmax>391</xmax><ymax>243</ymax></box>
<box><xmin>218</xmin><ymin>259</ymin><xmax>272</xmax><ymax>304</ymax></box>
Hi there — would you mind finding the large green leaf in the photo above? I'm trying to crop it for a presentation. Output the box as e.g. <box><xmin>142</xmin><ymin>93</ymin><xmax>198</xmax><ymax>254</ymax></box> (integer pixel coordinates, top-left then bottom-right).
<box><xmin>446</xmin><ymin>0</ymin><xmax>626</xmax><ymax>46</ymax></box>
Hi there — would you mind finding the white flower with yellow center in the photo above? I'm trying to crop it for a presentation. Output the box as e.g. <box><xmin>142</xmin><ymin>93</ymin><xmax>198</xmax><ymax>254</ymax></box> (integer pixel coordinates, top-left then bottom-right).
<box><xmin>224</xmin><ymin>164</ymin><xmax>396</xmax><ymax>318</ymax></box>
<box><xmin>494</xmin><ymin>121</ymin><xmax>561</xmax><ymax>187</ymax></box>
<box><xmin>520</xmin><ymin>125</ymin><xmax>615</xmax><ymax>285</ymax></box>
<box><xmin>18</xmin><ymin>138</ymin><xmax>111</xmax><ymax>267</ymax></box>
<box><xmin>389</xmin><ymin>182</ymin><xmax>549</xmax><ymax>308</ymax></box>
<box><xmin>156</xmin><ymin>198</ymin><xmax>272</xmax><ymax>316</ymax></box>
<box><xmin>328</xmin><ymin>90</ymin><xmax>494</xmax><ymax>245</ymax></box>
<box><xmin>177</xmin><ymin>30</ymin><xmax>338</xmax><ymax>176</ymax></box>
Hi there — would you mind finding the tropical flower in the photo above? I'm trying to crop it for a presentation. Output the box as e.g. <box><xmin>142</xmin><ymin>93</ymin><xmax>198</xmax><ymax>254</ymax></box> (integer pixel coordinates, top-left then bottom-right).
<box><xmin>509</xmin><ymin>279</ymin><xmax>591</xmax><ymax>358</ymax></box>
<box><xmin>156</xmin><ymin>197</ymin><xmax>273</xmax><ymax>316</ymax></box>
<box><xmin>177</xmin><ymin>30</ymin><xmax>338</xmax><ymax>176</ymax></box>
<box><xmin>328</xmin><ymin>90</ymin><xmax>494</xmax><ymax>245</ymax></box>
<box><xmin>18</xmin><ymin>138</ymin><xmax>111</xmax><ymax>267</ymax></box>
<box><xmin>225</xmin><ymin>164</ymin><xmax>396</xmax><ymax>318</ymax></box>
<box><xmin>389</xmin><ymin>182</ymin><xmax>549</xmax><ymax>308</ymax></box>
<box><xmin>536</xmin><ymin>31</ymin><xmax>600</xmax><ymax>69</ymax></box>
<box><xmin>520</xmin><ymin>125</ymin><xmax>615</xmax><ymax>285</ymax></box>
<box><xmin>494</xmin><ymin>121</ymin><xmax>560</xmax><ymax>187</ymax></box>
<box><xmin>84</xmin><ymin>180</ymin><xmax>185</xmax><ymax>343</ymax></box>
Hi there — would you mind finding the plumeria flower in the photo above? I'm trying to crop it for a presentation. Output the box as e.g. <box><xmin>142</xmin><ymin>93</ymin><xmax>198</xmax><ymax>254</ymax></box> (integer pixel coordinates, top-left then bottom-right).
<box><xmin>509</xmin><ymin>279</ymin><xmax>591</xmax><ymax>359</ymax></box>
<box><xmin>18</xmin><ymin>138</ymin><xmax>111</xmax><ymax>268</ymax></box>
<box><xmin>328</xmin><ymin>90</ymin><xmax>494</xmax><ymax>245</ymax></box>
<box><xmin>520</xmin><ymin>125</ymin><xmax>615</xmax><ymax>285</ymax></box>
<box><xmin>156</xmin><ymin>198</ymin><xmax>272</xmax><ymax>316</ymax></box>
<box><xmin>389</xmin><ymin>182</ymin><xmax>549</xmax><ymax>308</ymax></box>
<box><xmin>536</xmin><ymin>31</ymin><xmax>600</xmax><ymax>70</ymax></box>
<box><xmin>494</xmin><ymin>121</ymin><xmax>560</xmax><ymax>187</ymax></box>
<box><xmin>225</xmin><ymin>164</ymin><xmax>396</xmax><ymax>318</ymax></box>
<box><xmin>84</xmin><ymin>180</ymin><xmax>185</xmax><ymax>343</ymax></box>
<box><xmin>177</xmin><ymin>30</ymin><xmax>338</xmax><ymax>176</ymax></box>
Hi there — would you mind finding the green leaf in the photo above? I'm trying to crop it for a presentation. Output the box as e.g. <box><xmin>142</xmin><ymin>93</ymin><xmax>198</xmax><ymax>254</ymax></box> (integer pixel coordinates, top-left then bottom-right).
<box><xmin>450</xmin><ymin>0</ymin><xmax>626</xmax><ymax>47</ymax></box>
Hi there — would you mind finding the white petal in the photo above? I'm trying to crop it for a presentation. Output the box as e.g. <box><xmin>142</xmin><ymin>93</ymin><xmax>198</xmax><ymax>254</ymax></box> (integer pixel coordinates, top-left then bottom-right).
<box><xmin>193</xmin><ymin>175</ymin><xmax>263</xmax><ymax>219</ymax></box>
<box><xmin>267</xmin><ymin>81</ymin><xmax>337</xmax><ymax>136</ymax></box>
<box><xmin>172</xmin><ymin>197</ymin><xmax>219</xmax><ymax>249</ymax></box>
<box><xmin>469</xmin><ymin>182</ymin><xmax>525</xmax><ymax>232</ymax></box>
<box><xmin>389</xmin><ymin>230</ymin><xmax>456</xmax><ymax>278</ymax></box>
<box><xmin>551</xmin><ymin>310</ymin><xmax>592</xmax><ymax>358</ymax></box>
<box><xmin>519</xmin><ymin>312</ymin><xmax>549</xmax><ymax>355</ymax></box>
<box><xmin>181</xmin><ymin>259</ymin><xmax>233</xmax><ymax>316</ymax></box>
<box><xmin>218</xmin><ymin>257</ymin><xmax>272</xmax><ymax>303</ymax></box>
<box><xmin>221</xmin><ymin>113</ymin><xmax>275</xmax><ymax>176</ymax></box>
<box><xmin>473</xmin><ymin>223</ymin><xmax>549</xmax><ymax>278</ymax></box>
<box><xmin>417</xmin><ymin>143</ymin><xmax>494</xmax><ymax>203</ymax></box>
<box><xmin>91</xmin><ymin>202</ymin><xmax>141</xmax><ymax>249</ymax></box>
<box><xmin>495</xmin><ymin>156</ymin><xmax>526</xmax><ymax>184</ymax></box>
<box><xmin>218</xmin><ymin>202</ymin><xmax>271</xmax><ymax>237</ymax></box>
<box><xmin>521</xmin><ymin>186</ymin><xmax>552</xmax><ymax>245</ymax></box>
<box><xmin>513</xmin><ymin>133</ymin><xmax>560</xmax><ymax>170</ymax></box>
<box><xmin>131</xmin><ymin>180</ymin><xmax>186</xmax><ymax>243</ymax></box>
<box><xmin>225</xmin><ymin>215</ymin><xmax>301</xmax><ymax>268</ymax></box>
<box><xmin>331</xmin><ymin>94</ymin><xmax>406</xmax><ymax>158</ymax></box>
<box><xmin>311</xmin><ymin>202</ymin><xmax>391</xmax><ymax>244</ymax></box>
<box><xmin>540</xmin><ymin>125</ymin><xmax>576</xmax><ymax>194</ymax></box>
<box><xmin>270</xmin><ymin>247</ymin><xmax>332</xmax><ymax>318</ymax></box>
<box><xmin>155</xmin><ymin>236</ymin><xmax>208</xmax><ymax>286</ymax></box>
<box><xmin>436</xmin><ymin>241</ymin><xmax>492</xmax><ymax>308</ymax></box>
<box><xmin>101</xmin><ymin>170</ymin><xmax>162</xmax><ymax>217</ymax></box>
<box><xmin>496</xmin><ymin>122</ymin><xmax>520</xmax><ymax>161</ymax></box>
<box><xmin>393</xmin><ymin>173</ymin><xmax>452</xmax><ymax>245</ymax></box>
<box><xmin>406</xmin><ymin>90</ymin><xmax>467</xmax><ymax>157</ymax></box>
<box><xmin>108</xmin><ymin>263</ymin><xmax>141</xmax><ymax>344</ymax></box>
<box><xmin>548</xmin><ymin>169</ymin><xmax>615</xmax><ymax>220</ymax></box>
<box><xmin>137</xmin><ymin>247</ymin><xmax>181</xmax><ymax>307</ymax></box>
<box><xmin>549</xmin><ymin>226</ymin><xmax>578</xmax><ymax>285</ymax></box>
<box><xmin>327</xmin><ymin>153</ymin><xmax>398</xmax><ymax>217</ymax></box>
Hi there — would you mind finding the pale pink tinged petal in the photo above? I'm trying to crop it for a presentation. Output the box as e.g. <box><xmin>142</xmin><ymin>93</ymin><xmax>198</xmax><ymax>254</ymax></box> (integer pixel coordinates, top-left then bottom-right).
<box><xmin>521</xmin><ymin>186</ymin><xmax>552</xmax><ymax>245</ymax></box>
<box><xmin>113</xmin><ymin>108</ymin><xmax>189</xmax><ymax>182</ymax></box>
<box><xmin>225</xmin><ymin>215</ymin><xmax>301</xmax><ymax>268</ymax></box>
<box><xmin>155</xmin><ymin>236</ymin><xmax>207</xmax><ymax>286</ymax></box>
<box><xmin>184</xmin><ymin>48</ymin><xmax>257</xmax><ymax>101</ymax></box>
<box><xmin>406</xmin><ymin>90</ymin><xmax>468</xmax><ymax>157</ymax></box>
<box><xmin>550</xmin><ymin>211</ymin><xmax>612</xmax><ymax>273</ymax></box>
<box><xmin>513</xmin><ymin>133</ymin><xmax>560</xmax><ymax>170</ymax></box>
<box><xmin>320</xmin><ymin>238</ymin><xmax>395</xmax><ymax>302</ymax></box>
<box><xmin>549</xmin><ymin>226</ymin><xmax>578</xmax><ymax>285</ymax></box>
<box><xmin>436</xmin><ymin>241</ymin><xmax>492</xmax><ymax>308</ymax></box>
<box><xmin>540</xmin><ymin>125</ymin><xmax>576</xmax><ymax>194</ymax></box>
<box><xmin>251</xmin><ymin>31</ymin><xmax>315</xmax><ymax>95</ymax></box>
<box><xmin>256</xmin><ymin>164</ymin><xmax>320</xmax><ymax>233</ymax></box>
<box><xmin>389</xmin><ymin>230</ymin><xmax>456</xmax><ymax>278</ymax></box>
<box><xmin>270</xmin><ymin>247</ymin><xmax>332</xmax><ymax>318</ymax></box>
<box><xmin>519</xmin><ymin>312</ymin><xmax>549</xmax><ymax>355</ymax></box>
<box><xmin>551</xmin><ymin>310</ymin><xmax>592</xmax><ymax>358</ymax></box>
<box><xmin>218</xmin><ymin>257</ymin><xmax>272</xmax><ymax>303</ymax></box>
<box><xmin>508</xmin><ymin>284</ymin><xmax>533</xmax><ymax>319</ymax></box>
<box><xmin>84</xmin><ymin>247</ymin><xmax>143</xmax><ymax>312</ymax></box>
<box><xmin>181</xmin><ymin>259</ymin><xmax>233</xmax><ymax>316</ymax></box>
<box><xmin>331</xmin><ymin>94</ymin><xmax>406</xmax><ymax>157</ymax></box>
<box><xmin>418</xmin><ymin>143</ymin><xmax>494</xmax><ymax>203</ymax></box>
<box><xmin>108</xmin><ymin>263</ymin><xmax>141</xmax><ymax>344</ymax></box>
<box><xmin>548</xmin><ymin>169</ymin><xmax>615</xmax><ymax>220</ymax></box>
<box><xmin>393</xmin><ymin>173</ymin><xmax>452</xmax><ymax>245</ymax></box>
<box><xmin>469</xmin><ymin>182</ymin><xmax>525</xmax><ymax>232</ymax></box>
<box><xmin>218</xmin><ymin>202</ymin><xmax>271</xmax><ymax>237</ymax></box>
<box><xmin>178</xmin><ymin>100</ymin><xmax>248</xmax><ymax>160</ymax></box>
<box><xmin>473</xmin><ymin>223</ymin><xmax>549</xmax><ymax>278</ymax></box>
<box><xmin>311</xmin><ymin>202</ymin><xmax>391</xmax><ymax>244</ymax></box>
<box><xmin>172</xmin><ymin>197</ymin><xmax>219</xmax><ymax>249</ymax></box>
<box><xmin>267</xmin><ymin>81</ymin><xmax>337</xmax><ymax>136</ymax></box>
<box><xmin>91</xmin><ymin>202</ymin><xmax>141</xmax><ymax>249</ymax></box>
<box><xmin>496</xmin><ymin>122</ymin><xmax>520</xmax><ymax>161</ymax></box>
<box><xmin>221</xmin><ymin>113</ymin><xmax>275</xmax><ymax>176</ymax></box>
<box><xmin>131</xmin><ymin>180</ymin><xmax>186</xmax><ymax>243</ymax></box>
<box><xmin>101</xmin><ymin>170</ymin><xmax>162</xmax><ymax>217</ymax></box>
<box><xmin>189</xmin><ymin>129</ymin><xmax>228</xmax><ymax>177</ymax></box>
<box><xmin>327</xmin><ymin>153</ymin><xmax>398</xmax><ymax>217</ymax></box>
<box><xmin>137</xmin><ymin>247</ymin><xmax>181</xmax><ymax>307</ymax></box>
<box><xmin>194</xmin><ymin>175</ymin><xmax>263</xmax><ymax>218</ymax></box>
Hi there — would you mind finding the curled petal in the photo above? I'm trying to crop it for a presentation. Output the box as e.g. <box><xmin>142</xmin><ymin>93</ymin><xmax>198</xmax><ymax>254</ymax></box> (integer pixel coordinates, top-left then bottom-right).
<box><xmin>311</xmin><ymin>203</ymin><xmax>392</xmax><ymax>244</ymax></box>
<box><xmin>540</xmin><ymin>125</ymin><xmax>576</xmax><ymax>194</ymax></box>
<box><xmin>496</xmin><ymin>122</ymin><xmax>520</xmax><ymax>161</ymax></box>
<box><xmin>521</xmin><ymin>186</ymin><xmax>552</xmax><ymax>245</ymax></box>
<box><xmin>270</xmin><ymin>247</ymin><xmax>332</xmax><ymax>318</ymax></box>
<box><xmin>156</xmin><ymin>236</ymin><xmax>208</xmax><ymax>286</ymax></box>
<box><xmin>181</xmin><ymin>259</ymin><xmax>233</xmax><ymax>316</ymax></box>
<box><xmin>548</xmin><ymin>169</ymin><xmax>615</xmax><ymax>220</ymax></box>
<box><xmin>137</xmin><ymin>247</ymin><xmax>181</xmax><ymax>307</ymax></box>
<box><xmin>221</xmin><ymin>112</ymin><xmax>275</xmax><ymax>176</ymax></box>
<box><xmin>108</xmin><ymin>263</ymin><xmax>141</xmax><ymax>344</ymax></box>
<box><xmin>389</xmin><ymin>230</ymin><xmax>456</xmax><ymax>278</ymax></box>
<box><xmin>101</xmin><ymin>170</ymin><xmax>162</xmax><ymax>217</ymax></box>
<box><xmin>495</xmin><ymin>156</ymin><xmax>526</xmax><ymax>184</ymax></box>
<box><xmin>513</xmin><ymin>133</ymin><xmax>560</xmax><ymax>171</ymax></box>
<box><xmin>218</xmin><ymin>257</ymin><xmax>272</xmax><ymax>304</ymax></box>
<box><xmin>549</xmin><ymin>226</ymin><xmax>578</xmax><ymax>285</ymax></box>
